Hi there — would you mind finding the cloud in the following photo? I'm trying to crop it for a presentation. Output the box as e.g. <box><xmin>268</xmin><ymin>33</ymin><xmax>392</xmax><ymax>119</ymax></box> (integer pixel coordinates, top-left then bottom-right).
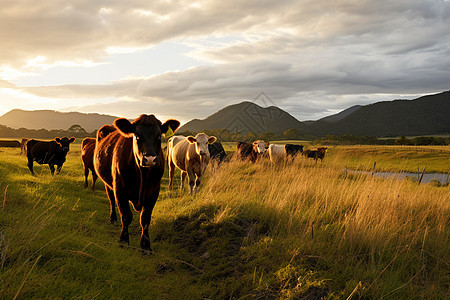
<box><xmin>1</xmin><ymin>0</ymin><xmax>449</xmax><ymax>121</ymax></box>
<box><xmin>3</xmin><ymin>0</ymin><xmax>448</xmax><ymax>69</ymax></box>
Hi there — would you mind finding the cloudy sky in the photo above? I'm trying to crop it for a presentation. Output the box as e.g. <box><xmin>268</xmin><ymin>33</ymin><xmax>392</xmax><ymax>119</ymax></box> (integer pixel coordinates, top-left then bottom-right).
<box><xmin>0</xmin><ymin>0</ymin><xmax>449</xmax><ymax>124</ymax></box>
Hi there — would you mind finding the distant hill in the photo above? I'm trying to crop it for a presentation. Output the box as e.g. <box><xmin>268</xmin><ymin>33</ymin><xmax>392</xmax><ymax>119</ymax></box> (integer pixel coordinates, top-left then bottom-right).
<box><xmin>179</xmin><ymin>91</ymin><xmax>450</xmax><ymax>137</ymax></box>
<box><xmin>318</xmin><ymin>105</ymin><xmax>362</xmax><ymax>123</ymax></box>
<box><xmin>2</xmin><ymin>91</ymin><xmax>448</xmax><ymax>137</ymax></box>
<box><xmin>306</xmin><ymin>91</ymin><xmax>450</xmax><ymax>137</ymax></box>
<box><xmin>0</xmin><ymin>109</ymin><xmax>119</xmax><ymax>132</ymax></box>
<box><xmin>178</xmin><ymin>101</ymin><xmax>305</xmax><ymax>134</ymax></box>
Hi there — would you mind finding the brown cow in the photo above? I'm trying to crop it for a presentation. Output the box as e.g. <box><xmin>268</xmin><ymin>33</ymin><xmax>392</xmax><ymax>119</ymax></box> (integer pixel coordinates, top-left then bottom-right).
<box><xmin>20</xmin><ymin>138</ymin><xmax>29</xmax><ymax>155</ymax></box>
<box><xmin>81</xmin><ymin>137</ymin><xmax>98</xmax><ymax>191</ymax></box>
<box><xmin>94</xmin><ymin>115</ymin><xmax>179</xmax><ymax>251</ymax></box>
<box><xmin>303</xmin><ymin>147</ymin><xmax>327</xmax><ymax>163</ymax></box>
<box><xmin>83</xmin><ymin>125</ymin><xmax>116</xmax><ymax>190</ymax></box>
<box><xmin>236</xmin><ymin>140</ymin><xmax>266</xmax><ymax>163</ymax></box>
<box><xmin>167</xmin><ymin>133</ymin><xmax>217</xmax><ymax>195</ymax></box>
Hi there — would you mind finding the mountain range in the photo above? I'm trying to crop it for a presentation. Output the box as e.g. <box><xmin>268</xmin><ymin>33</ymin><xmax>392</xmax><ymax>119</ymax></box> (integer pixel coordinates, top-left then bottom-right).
<box><xmin>306</xmin><ymin>91</ymin><xmax>450</xmax><ymax>136</ymax></box>
<box><xmin>0</xmin><ymin>110</ymin><xmax>119</xmax><ymax>132</ymax></box>
<box><xmin>0</xmin><ymin>91</ymin><xmax>449</xmax><ymax>137</ymax></box>
<box><xmin>179</xmin><ymin>91</ymin><xmax>450</xmax><ymax>137</ymax></box>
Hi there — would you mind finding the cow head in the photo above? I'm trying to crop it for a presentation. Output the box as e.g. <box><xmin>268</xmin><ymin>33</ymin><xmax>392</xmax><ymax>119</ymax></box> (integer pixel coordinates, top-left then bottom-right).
<box><xmin>187</xmin><ymin>133</ymin><xmax>217</xmax><ymax>157</ymax></box>
<box><xmin>114</xmin><ymin>114</ymin><xmax>180</xmax><ymax>168</ymax></box>
<box><xmin>55</xmin><ymin>137</ymin><xmax>76</xmax><ymax>152</ymax></box>
<box><xmin>252</xmin><ymin>140</ymin><xmax>266</xmax><ymax>154</ymax></box>
<box><xmin>318</xmin><ymin>147</ymin><xmax>327</xmax><ymax>153</ymax></box>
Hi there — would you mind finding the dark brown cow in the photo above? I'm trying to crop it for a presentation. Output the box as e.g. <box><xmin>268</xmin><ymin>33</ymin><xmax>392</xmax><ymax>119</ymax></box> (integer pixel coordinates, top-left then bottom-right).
<box><xmin>82</xmin><ymin>125</ymin><xmax>116</xmax><ymax>190</ymax></box>
<box><xmin>26</xmin><ymin>137</ymin><xmax>75</xmax><ymax>175</ymax></box>
<box><xmin>236</xmin><ymin>140</ymin><xmax>266</xmax><ymax>163</ymax></box>
<box><xmin>81</xmin><ymin>137</ymin><xmax>98</xmax><ymax>191</ymax></box>
<box><xmin>94</xmin><ymin>115</ymin><xmax>179</xmax><ymax>251</ymax></box>
<box><xmin>303</xmin><ymin>147</ymin><xmax>327</xmax><ymax>163</ymax></box>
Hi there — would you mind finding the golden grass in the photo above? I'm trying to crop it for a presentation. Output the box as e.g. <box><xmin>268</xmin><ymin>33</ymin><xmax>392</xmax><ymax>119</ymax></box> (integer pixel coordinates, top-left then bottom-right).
<box><xmin>198</xmin><ymin>156</ymin><xmax>449</xmax><ymax>272</ymax></box>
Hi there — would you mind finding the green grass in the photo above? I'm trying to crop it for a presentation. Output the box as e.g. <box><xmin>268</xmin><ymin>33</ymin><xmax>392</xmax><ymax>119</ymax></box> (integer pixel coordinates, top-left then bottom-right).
<box><xmin>324</xmin><ymin>145</ymin><xmax>450</xmax><ymax>173</ymax></box>
<box><xmin>0</xmin><ymin>143</ymin><xmax>449</xmax><ymax>299</ymax></box>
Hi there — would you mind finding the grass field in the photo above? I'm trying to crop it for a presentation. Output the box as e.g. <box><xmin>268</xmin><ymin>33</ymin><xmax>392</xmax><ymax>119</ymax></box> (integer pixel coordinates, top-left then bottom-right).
<box><xmin>0</xmin><ymin>142</ymin><xmax>449</xmax><ymax>299</ymax></box>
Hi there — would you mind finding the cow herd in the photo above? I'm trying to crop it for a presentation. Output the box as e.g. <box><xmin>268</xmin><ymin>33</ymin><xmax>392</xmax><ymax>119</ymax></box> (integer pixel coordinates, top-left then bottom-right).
<box><xmin>7</xmin><ymin>114</ymin><xmax>327</xmax><ymax>251</ymax></box>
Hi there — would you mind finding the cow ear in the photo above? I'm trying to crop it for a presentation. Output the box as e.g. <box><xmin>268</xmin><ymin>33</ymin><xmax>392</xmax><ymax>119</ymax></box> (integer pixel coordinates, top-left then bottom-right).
<box><xmin>208</xmin><ymin>136</ymin><xmax>217</xmax><ymax>144</ymax></box>
<box><xmin>55</xmin><ymin>137</ymin><xmax>61</xmax><ymax>144</ymax></box>
<box><xmin>187</xmin><ymin>136</ymin><xmax>196</xmax><ymax>143</ymax></box>
<box><xmin>69</xmin><ymin>137</ymin><xmax>76</xmax><ymax>143</ymax></box>
<box><xmin>114</xmin><ymin>118</ymin><xmax>135</xmax><ymax>137</ymax></box>
<box><xmin>161</xmin><ymin>119</ymin><xmax>180</xmax><ymax>137</ymax></box>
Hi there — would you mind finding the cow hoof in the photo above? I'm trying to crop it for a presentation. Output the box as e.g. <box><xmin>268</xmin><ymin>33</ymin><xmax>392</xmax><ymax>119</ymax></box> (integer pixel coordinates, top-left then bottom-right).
<box><xmin>110</xmin><ymin>214</ymin><xmax>117</xmax><ymax>223</ymax></box>
<box><xmin>140</xmin><ymin>248</ymin><xmax>152</xmax><ymax>255</ymax></box>
<box><xmin>119</xmin><ymin>233</ymin><xmax>129</xmax><ymax>245</ymax></box>
<box><xmin>118</xmin><ymin>238</ymin><xmax>129</xmax><ymax>247</ymax></box>
<box><xmin>140</xmin><ymin>237</ymin><xmax>151</xmax><ymax>251</ymax></box>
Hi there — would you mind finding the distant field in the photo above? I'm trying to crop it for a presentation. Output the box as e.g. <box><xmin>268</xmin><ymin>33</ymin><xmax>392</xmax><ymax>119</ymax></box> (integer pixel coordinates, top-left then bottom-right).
<box><xmin>223</xmin><ymin>141</ymin><xmax>450</xmax><ymax>173</ymax></box>
<box><xmin>0</xmin><ymin>143</ymin><xmax>448</xmax><ymax>299</ymax></box>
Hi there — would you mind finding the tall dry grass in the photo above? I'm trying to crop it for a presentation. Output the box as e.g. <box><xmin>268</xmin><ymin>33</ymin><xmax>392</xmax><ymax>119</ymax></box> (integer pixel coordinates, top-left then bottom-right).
<box><xmin>196</xmin><ymin>156</ymin><xmax>449</xmax><ymax>296</ymax></box>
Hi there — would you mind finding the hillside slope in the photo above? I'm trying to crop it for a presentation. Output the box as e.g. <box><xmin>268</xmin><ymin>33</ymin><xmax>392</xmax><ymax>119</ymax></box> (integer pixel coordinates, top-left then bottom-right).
<box><xmin>0</xmin><ymin>109</ymin><xmax>119</xmax><ymax>132</ymax></box>
<box><xmin>307</xmin><ymin>91</ymin><xmax>450</xmax><ymax>137</ymax></box>
<box><xmin>318</xmin><ymin>105</ymin><xmax>362</xmax><ymax>123</ymax></box>
<box><xmin>179</xmin><ymin>101</ymin><xmax>305</xmax><ymax>134</ymax></box>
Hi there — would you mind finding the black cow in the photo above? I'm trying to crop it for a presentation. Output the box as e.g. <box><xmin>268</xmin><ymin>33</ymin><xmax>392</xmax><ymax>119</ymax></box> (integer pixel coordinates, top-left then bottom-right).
<box><xmin>26</xmin><ymin>137</ymin><xmax>76</xmax><ymax>175</ymax></box>
<box><xmin>94</xmin><ymin>115</ymin><xmax>180</xmax><ymax>251</ymax></box>
<box><xmin>0</xmin><ymin>140</ymin><xmax>20</xmax><ymax>147</ymax></box>
<box><xmin>208</xmin><ymin>141</ymin><xmax>226</xmax><ymax>163</ymax></box>
<box><xmin>285</xmin><ymin>144</ymin><xmax>304</xmax><ymax>158</ymax></box>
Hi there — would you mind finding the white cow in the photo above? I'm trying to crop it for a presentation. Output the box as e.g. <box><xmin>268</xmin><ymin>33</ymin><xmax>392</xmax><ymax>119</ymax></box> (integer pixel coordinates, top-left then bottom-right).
<box><xmin>268</xmin><ymin>144</ymin><xmax>285</xmax><ymax>163</ymax></box>
<box><xmin>168</xmin><ymin>133</ymin><xmax>217</xmax><ymax>195</ymax></box>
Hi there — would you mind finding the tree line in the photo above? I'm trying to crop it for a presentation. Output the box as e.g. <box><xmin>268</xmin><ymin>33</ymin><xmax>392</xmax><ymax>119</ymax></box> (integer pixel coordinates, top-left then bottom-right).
<box><xmin>1</xmin><ymin>123</ymin><xmax>448</xmax><ymax>146</ymax></box>
<box><xmin>313</xmin><ymin>134</ymin><xmax>449</xmax><ymax>146</ymax></box>
<box><xmin>0</xmin><ymin>124</ymin><xmax>96</xmax><ymax>139</ymax></box>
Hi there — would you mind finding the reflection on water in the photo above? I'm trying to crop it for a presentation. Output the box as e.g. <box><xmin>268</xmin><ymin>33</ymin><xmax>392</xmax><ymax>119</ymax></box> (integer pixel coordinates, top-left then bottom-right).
<box><xmin>344</xmin><ymin>169</ymin><xmax>449</xmax><ymax>184</ymax></box>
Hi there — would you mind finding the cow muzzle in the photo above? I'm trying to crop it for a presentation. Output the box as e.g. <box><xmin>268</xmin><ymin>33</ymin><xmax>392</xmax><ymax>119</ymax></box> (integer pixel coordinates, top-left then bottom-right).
<box><xmin>142</xmin><ymin>155</ymin><xmax>158</xmax><ymax>167</ymax></box>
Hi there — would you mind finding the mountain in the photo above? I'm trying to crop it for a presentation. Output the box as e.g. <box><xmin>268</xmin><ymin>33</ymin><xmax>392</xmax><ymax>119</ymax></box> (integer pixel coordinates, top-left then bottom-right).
<box><xmin>0</xmin><ymin>109</ymin><xmax>119</xmax><ymax>132</ymax></box>
<box><xmin>306</xmin><ymin>91</ymin><xmax>450</xmax><ymax>137</ymax></box>
<box><xmin>178</xmin><ymin>101</ymin><xmax>305</xmax><ymax>134</ymax></box>
<box><xmin>179</xmin><ymin>91</ymin><xmax>449</xmax><ymax>137</ymax></box>
<box><xmin>318</xmin><ymin>105</ymin><xmax>362</xmax><ymax>123</ymax></box>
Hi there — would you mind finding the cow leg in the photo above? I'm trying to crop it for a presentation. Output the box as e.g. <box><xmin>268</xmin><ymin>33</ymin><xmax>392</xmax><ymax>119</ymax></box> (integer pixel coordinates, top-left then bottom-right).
<box><xmin>84</xmin><ymin>167</ymin><xmax>89</xmax><ymax>188</ymax></box>
<box><xmin>91</xmin><ymin>171</ymin><xmax>97</xmax><ymax>191</ymax></box>
<box><xmin>168</xmin><ymin>159</ymin><xmax>175</xmax><ymax>190</ymax></box>
<box><xmin>187</xmin><ymin>169</ymin><xmax>196</xmax><ymax>196</ymax></box>
<box><xmin>115</xmin><ymin>189</ymin><xmax>132</xmax><ymax>245</ymax></box>
<box><xmin>27</xmin><ymin>157</ymin><xmax>35</xmax><ymax>175</ymax></box>
<box><xmin>180</xmin><ymin>171</ymin><xmax>187</xmax><ymax>190</ymax></box>
<box><xmin>49</xmin><ymin>164</ymin><xmax>55</xmax><ymax>175</ymax></box>
<box><xmin>105</xmin><ymin>185</ymin><xmax>117</xmax><ymax>223</ymax></box>
<box><xmin>140</xmin><ymin>197</ymin><xmax>157</xmax><ymax>252</ymax></box>
<box><xmin>56</xmin><ymin>164</ymin><xmax>63</xmax><ymax>174</ymax></box>
<box><xmin>194</xmin><ymin>175</ymin><xmax>201</xmax><ymax>195</ymax></box>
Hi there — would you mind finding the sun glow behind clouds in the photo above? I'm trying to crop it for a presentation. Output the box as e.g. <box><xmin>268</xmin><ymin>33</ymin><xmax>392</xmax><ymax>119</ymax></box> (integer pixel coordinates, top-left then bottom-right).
<box><xmin>0</xmin><ymin>87</ymin><xmax>58</xmax><ymax>115</ymax></box>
